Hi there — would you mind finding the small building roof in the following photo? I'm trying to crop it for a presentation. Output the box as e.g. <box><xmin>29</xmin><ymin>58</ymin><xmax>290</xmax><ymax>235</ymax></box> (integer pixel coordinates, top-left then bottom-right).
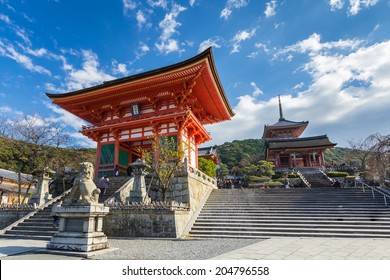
<box><xmin>198</xmin><ymin>146</ymin><xmax>219</xmax><ymax>164</ymax></box>
<box><xmin>266</xmin><ymin>135</ymin><xmax>337</xmax><ymax>150</ymax></box>
<box><xmin>198</xmin><ymin>146</ymin><xmax>217</xmax><ymax>157</ymax></box>
<box><xmin>0</xmin><ymin>168</ymin><xmax>32</xmax><ymax>182</ymax></box>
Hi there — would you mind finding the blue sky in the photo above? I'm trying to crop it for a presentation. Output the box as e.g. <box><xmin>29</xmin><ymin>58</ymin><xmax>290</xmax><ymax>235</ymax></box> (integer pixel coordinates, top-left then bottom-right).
<box><xmin>0</xmin><ymin>0</ymin><xmax>389</xmax><ymax>148</ymax></box>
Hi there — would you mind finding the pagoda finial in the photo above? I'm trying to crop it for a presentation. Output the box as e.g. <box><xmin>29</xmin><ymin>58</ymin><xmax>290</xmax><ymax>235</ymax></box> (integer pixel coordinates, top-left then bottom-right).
<box><xmin>278</xmin><ymin>95</ymin><xmax>284</xmax><ymax>120</ymax></box>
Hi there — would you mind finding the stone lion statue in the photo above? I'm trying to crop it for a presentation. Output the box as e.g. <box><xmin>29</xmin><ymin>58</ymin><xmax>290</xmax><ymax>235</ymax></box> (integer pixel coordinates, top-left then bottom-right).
<box><xmin>67</xmin><ymin>162</ymin><xmax>101</xmax><ymax>205</ymax></box>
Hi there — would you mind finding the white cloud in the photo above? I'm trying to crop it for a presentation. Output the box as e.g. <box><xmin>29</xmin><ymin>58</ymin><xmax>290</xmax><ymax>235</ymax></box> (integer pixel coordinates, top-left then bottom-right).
<box><xmin>198</xmin><ymin>38</ymin><xmax>222</xmax><ymax>53</ymax></box>
<box><xmin>156</xmin><ymin>39</ymin><xmax>180</xmax><ymax>54</ymax></box>
<box><xmin>155</xmin><ymin>4</ymin><xmax>187</xmax><ymax>54</ymax></box>
<box><xmin>275</xmin><ymin>33</ymin><xmax>363</xmax><ymax>60</ymax></box>
<box><xmin>123</xmin><ymin>0</ymin><xmax>137</xmax><ymax>15</ymax></box>
<box><xmin>189</xmin><ymin>0</ymin><xmax>196</xmax><ymax>7</ymax></box>
<box><xmin>0</xmin><ymin>105</ymin><xmax>13</xmax><ymax>113</ymax></box>
<box><xmin>112</xmin><ymin>60</ymin><xmax>128</xmax><ymax>76</ymax></box>
<box><xmin>0</xmin><ymin>40</ymin><xmax>51</xmax><ymax>75</ymax></box>
<box><xmin>52</xmin><ymin>50</ymin><xmax>116</xmax><ymax>91</ymax></box>
<box><xmin>220</xmin><ymin>0</ymin><xmax>249</xmax><ymax>20</ymax></box>
<box><xmin>264</xmin><ymin>1</ymin><xmax>277</xmax><ymax>18</ymax></box>
<box><xmin>136</xmin><ymin>10</ymin><xmax>147</xmax><ymax>29</ymax></box>
<box><xmin>329</xmin><ymin>0</ymin><xmax>344</xmax><ymax>10</ymax></box>
<box><xmin>255</xmin><ymin>42</ymin><xmax>270</xmax><ymax>53</ymax></box>
<box><xmin>349</xmin><ymin>0</ymin><xmax>379</xmax><ymax>15</ymax></box>
<box><xmin>0</xmin><ymin>13</ymin><xmax>11</xmax><ymax>24</ymax></box>
<box><xmin>139</xmin><ymin>42</ymin><xmax>150</xmax><ymax>53</ymax></box>
<box><xmin>45</xmin><ymin>102</ymin><xmax>86</xmax><ymax>131</ymax></box>
<box><xmin>231</xmin><ymin>28</ymin><xmax>257</xmax><ymax>54</ymax></box>
<box><xmin>148</xmin><ymin>0</ymin><xmax>168</xmax><ymax>9</ymax></box>
<box><xmin>250</xmin><ymin>82</ymin><xmax>263</xmax><ymax>97</ymax></box>
<box><xmin>328</xmin><ymin>0</ymin><xmax>380</xmax><ymax>15</ymax></box>
<box><xmin>205</xmin><ymin>38</ymin><xmax>390</xmax><ymax>148</ymax></box>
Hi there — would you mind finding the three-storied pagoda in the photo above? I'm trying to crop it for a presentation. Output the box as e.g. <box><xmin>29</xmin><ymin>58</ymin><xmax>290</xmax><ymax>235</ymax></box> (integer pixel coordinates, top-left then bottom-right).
<box><xmin>263</xmin><ymin>96</ymin><xmax>336</xmax><ymax>169</ymax></box>
<box><xmin>47</xmin><ymin>48</ymin><xmax>234</xmax><ymax>177</ymax></box>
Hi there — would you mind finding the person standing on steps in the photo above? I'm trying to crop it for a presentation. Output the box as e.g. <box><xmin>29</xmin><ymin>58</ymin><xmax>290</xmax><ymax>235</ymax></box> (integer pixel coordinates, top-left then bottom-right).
<box><xmin>50</xmin><ymin>199</ymin><xmax>62</xmax><ymax>228</ymax></box>
<box><xmin>98</xmin><ymin>175</ymin><xmax>109</xmax><ymax>195</ymax></box>
<box><xmin>284</xmin><ymin>178</ymin><xmax>290</xmax><ymax>189</ymax></box>
<box><xmin>114</xmin><ymin>165</ymin><xmax>119</xmax><ymax>177</ymax></box>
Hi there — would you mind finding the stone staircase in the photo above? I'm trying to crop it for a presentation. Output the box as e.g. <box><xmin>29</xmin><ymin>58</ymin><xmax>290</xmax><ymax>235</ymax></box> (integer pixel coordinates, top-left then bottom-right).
<box><xmin>0</xmin><ymin>176</ymin><xmax>130</xmax><ymax>241</ymax></box>
<box><xmin>95</xmin><ymin>176</ymin><xmax>132</xmax><ymax>203</ymax></box>
<box><xmin>299</xmin><ymin>169</ymin><xmax>333</xmax><ymax>188</ymax></box>
<box><xmin>188</xmin><ymin>188</ymin><xmax>390</xmax><ymax>238</ymax></box>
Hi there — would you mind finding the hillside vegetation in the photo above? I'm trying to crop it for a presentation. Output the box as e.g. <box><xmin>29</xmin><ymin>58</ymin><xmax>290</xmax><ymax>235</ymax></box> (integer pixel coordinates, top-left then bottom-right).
<box><xmin>0</xmin><ymin>137</ymin><xmax>95</xmax><ymax>176</ymax></box>
<box><xmin>215</xmin><ymin>138</ymin><xmax>352</xmax><ymax>170</ymax></box>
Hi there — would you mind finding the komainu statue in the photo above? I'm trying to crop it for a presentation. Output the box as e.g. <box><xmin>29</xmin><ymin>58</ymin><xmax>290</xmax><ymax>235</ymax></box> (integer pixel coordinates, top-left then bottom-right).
<box><xmin>67</xmin><ymin>162</ymin><xmax>101</xmax><ymax>205</ymax></box>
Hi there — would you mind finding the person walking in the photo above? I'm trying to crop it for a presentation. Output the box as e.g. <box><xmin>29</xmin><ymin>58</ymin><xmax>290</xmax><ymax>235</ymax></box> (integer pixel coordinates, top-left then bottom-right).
<box><xmin>98</xmin><ymin>175</ymin><xmax>110</xmax><ymax>195</ymax></box>
<box><xmin>50</xmin><ymin>199</ymin><xmax>62</xmax><ymax>228</ymax></box>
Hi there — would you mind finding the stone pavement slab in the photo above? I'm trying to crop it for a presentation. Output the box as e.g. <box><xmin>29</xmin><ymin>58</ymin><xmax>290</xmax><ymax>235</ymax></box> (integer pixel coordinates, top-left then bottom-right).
<box><xmin>209</xmin><ymin>238</ymin><xmax>390</xmax><ymax>260</ymax></box>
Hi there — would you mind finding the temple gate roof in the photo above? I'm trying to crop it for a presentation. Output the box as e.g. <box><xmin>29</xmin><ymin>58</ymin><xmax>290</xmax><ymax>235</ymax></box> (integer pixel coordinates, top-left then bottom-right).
<box><xmin>46</xmin><ymin>47</ymin><xmax>234</xmax><ymax>126</ymax></box>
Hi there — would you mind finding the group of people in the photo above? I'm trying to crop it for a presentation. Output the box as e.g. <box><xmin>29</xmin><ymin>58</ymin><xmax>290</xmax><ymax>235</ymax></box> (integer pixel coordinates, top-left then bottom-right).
<box><xmin>97</xmin><ymin>164</ymin><xmax>134</xmax><ymax>196</ymax></box>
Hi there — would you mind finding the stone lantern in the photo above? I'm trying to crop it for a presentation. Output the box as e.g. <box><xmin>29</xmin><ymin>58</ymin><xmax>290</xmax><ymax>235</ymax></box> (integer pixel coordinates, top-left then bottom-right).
<box><xmin>127</xmin><ymin>158</ymin><xmax>151</xmax><ymax>203</ymax></box>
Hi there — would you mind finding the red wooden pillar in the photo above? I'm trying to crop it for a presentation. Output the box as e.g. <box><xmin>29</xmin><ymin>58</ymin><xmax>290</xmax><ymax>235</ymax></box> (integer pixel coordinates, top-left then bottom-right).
<box><xmin>95</xmin><ymin>141</ymin><xmax>102</xmax><ymax>178</ymax></box>
<box><xmin>114</xmin><ymin>139</ymin><xmax>119</xmax><ymax>167</ymax></box>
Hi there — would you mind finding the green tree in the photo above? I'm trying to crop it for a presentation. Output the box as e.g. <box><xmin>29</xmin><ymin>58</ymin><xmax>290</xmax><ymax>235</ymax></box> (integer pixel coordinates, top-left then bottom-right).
<box><xmin>138</xmin><ymin>135</ymin><xmax>185</xmax><ymax>202</ymax></box>
<box><xmin>198</xmin><ymin>158</ymin><xmax>216</xmax><ymax>177</ymax></box>
<box><xmin>257</xmin><ymin>160</ymin><xmax>275</xmax><ymax>177</ymax></box>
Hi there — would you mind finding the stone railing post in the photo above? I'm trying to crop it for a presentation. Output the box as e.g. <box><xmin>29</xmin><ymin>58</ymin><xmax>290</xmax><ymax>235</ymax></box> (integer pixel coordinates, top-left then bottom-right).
<box><xmin>29</xmin><ymin>167</ymin><xmax>54</xmax><ymax>206</ymax></box>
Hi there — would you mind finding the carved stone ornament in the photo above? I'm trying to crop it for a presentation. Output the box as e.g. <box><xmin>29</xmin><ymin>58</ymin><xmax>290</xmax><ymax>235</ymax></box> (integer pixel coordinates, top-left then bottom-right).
<box><xmin>67</xmin><ymin>162</ymin><xmax>101</xmax><ymax>205</ymax></box>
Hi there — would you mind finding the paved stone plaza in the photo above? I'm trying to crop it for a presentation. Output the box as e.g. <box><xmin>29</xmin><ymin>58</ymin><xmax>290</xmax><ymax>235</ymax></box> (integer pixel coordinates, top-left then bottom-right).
<box><xmin>1</xmin><ymin>237</ymin><xmax>390</xmax><ymax>260</ymax></box>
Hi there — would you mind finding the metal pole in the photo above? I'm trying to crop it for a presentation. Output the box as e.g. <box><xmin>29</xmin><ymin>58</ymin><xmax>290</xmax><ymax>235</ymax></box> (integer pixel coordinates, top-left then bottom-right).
<box><xmin>371</xmin><ymin>188</ymin><xmax>375</xmax><ymax>199</ymax></box>
<box><xmin>384</xmin><ymin>195</ymin><xmax>387</xmax><ymax>207</ymax></box>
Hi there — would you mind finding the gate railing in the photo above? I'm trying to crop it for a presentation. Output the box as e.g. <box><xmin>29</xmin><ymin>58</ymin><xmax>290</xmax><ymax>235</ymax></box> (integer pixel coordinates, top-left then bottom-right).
<box><xmin>355</xmin><ymin>179</ymin><xmax>390</xmax><ymax>207</ymax></box>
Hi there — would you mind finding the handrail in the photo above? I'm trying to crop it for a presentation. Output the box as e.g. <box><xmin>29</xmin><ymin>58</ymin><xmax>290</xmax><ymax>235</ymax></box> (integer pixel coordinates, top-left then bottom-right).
<box><xmin>355</xmin><ymin>179</ymin><xmax>390</xmax><ymax>207</ymax></box>
<box><xmin>296</xmin><ymin>171</ymin><xmax>311</xmax><ymax>188</ymax></box>
<box><xmin>0</xmin><ymin>189</ymin><xmax>72</xmax><ymax>234</ymax></box>
<box><xmin>318</xmin><ymin>169</ymin><xmax>338</xmax><ymax>185</ymax></box>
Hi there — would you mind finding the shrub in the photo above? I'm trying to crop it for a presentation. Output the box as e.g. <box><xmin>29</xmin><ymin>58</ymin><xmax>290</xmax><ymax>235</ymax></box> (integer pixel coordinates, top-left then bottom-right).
<box><xmin>327</xmin><ymin>171</ymin><xmax>349</xmax><ymax>178</ymax></box>
<box><xmin>263</xmin><ymin>181</ymin><xmax>283</xmax><ymax>186</ymax></box>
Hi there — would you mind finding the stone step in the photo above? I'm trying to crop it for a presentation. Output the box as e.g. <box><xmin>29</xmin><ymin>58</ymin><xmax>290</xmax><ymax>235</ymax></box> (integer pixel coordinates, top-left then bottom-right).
<box><xmin>188</xmin><ymin>231</ymin><xmax>390</xmax><ymax>239</ymax></box>
<box><xmin>202</xmin><ymin>203</ymin><xmax>387</xmax><ymax>208</ymax></box>
<box><xmin>5</xmin><ymin>229</ymin><xmax>57</xmax><ymax>237</ymax></box>
<box><xmin>189</xmin><ymin>227</ymin><xmax>390</xmax><ymax>237</ymax></box>
<box><xmin>192</xmin><ymin>222</ymin><xmax>390</xmax><ymax>230</ymax></box>
<box><xmin>12</xmin><ymin>225</ymin><xmax>59</xmax><ymax>231</ymax></box>
<box><xmin>195</xmin><ymin>218</ymin><xmax>390</xmax><ymax>225</ymax></box>
<box><xmin>198</xmin><ymin>213</ymin><xmax>390</xmax><ymax>219</ymax></box>
<box><xmin>0</xmin><ymin>233</ymin><xmax>52</xmax><ymax>241</ymax></box>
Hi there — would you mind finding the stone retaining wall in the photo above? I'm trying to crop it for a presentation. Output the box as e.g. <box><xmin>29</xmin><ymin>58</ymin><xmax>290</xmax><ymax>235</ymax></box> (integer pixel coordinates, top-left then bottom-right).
<box><xmin>102</xmin><ymin>209</ymin><xmax>190</xmax><ymax>238</ymax></box>
<box><xmin>103</xmin><ymin>166</ymin><xmax>217</xmax><ymax>238</ymax></box>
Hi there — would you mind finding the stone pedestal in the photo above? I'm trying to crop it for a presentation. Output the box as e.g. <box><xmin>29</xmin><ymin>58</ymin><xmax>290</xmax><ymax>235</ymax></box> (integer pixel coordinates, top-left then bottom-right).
<box><xmin>47</xmin><ymin>204</ymin><xmax>109</xmax><ymax>252</ymax></box>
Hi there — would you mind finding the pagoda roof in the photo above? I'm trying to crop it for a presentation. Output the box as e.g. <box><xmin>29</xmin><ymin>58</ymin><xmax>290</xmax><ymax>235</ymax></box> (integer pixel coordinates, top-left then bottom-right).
<box><xmin>46</xmin><ymin>47</ymin><xmax>234</xmax><ymax>125</ymax></box>
<box><xmin>265</xmin><ymin>135</ymin><xmax>337</xmax><ymax>150</ymax></box>
<box><xmin>262</xmin><ymin>118</ymin><xmax>309</xmax><ymax>139</ymax></box>
<box><xmin>262</xmin><ymin>96</ymin><xmax>309</xmax><ymax>139</ymax></box>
